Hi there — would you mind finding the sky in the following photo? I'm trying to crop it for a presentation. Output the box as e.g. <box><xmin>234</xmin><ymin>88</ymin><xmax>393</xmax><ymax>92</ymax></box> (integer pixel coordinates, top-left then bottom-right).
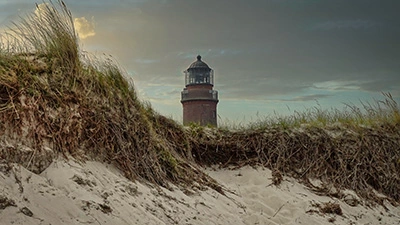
<box><xmin>1</xmin><ymin>0</ymin><xmax>399</xmax><ymax>124</ymax></box>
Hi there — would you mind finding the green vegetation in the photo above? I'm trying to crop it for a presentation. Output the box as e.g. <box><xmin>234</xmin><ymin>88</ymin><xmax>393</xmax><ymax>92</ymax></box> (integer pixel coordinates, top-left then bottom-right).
<box><xmin>0</xmin><ymin>0</ymin><xmax>399</xmax><ymax>206</ymax></box>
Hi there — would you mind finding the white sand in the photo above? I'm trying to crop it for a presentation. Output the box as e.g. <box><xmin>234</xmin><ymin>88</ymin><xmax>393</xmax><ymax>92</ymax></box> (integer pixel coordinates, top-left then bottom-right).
<box><xmin>0</xmin><ymin>159</ymin><xmax>399</xmax><ymax>225</ymax></box>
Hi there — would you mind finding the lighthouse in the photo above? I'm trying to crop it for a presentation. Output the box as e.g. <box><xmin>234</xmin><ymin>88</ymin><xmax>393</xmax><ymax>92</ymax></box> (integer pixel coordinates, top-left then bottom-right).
<box><xmin>181</xmin><ymin>55</ymin><xmax>219</xmax><ymax>126</ymax></box>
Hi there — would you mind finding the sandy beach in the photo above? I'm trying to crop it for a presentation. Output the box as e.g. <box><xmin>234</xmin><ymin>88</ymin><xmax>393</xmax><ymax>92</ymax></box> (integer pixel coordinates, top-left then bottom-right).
<box><xmin>1</xmin><ymin>159</ymin><xmax>399</xmax><ymax>225</ymax></box>
<box><xmin>1</xmin><ymin>1</ymin><xmax>399</xmax><ymax>225</ymax></box>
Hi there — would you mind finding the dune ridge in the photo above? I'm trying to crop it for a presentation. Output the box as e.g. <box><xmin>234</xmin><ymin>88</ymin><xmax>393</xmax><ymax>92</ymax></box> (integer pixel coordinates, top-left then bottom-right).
<box><xmin>1</xmin><ymin>1</ymin><xmax>399</xmax><ymax>224</ymax></box>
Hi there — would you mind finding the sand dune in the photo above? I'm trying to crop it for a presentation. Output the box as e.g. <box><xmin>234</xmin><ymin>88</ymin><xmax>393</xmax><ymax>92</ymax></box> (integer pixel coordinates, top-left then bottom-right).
<box><xmin>0</xmin><ymin>159</ymin><xmax>399</xmax><ymax>225</ymax></box>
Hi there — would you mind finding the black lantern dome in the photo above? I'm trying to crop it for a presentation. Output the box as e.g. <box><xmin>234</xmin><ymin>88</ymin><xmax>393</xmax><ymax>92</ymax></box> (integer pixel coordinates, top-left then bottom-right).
<box><xmin>184</xmin><ymin>55</ymin><xmax>214</xmax><ymax>86</ymax></box>
<box><xmin>187</xmin><ymin>55</ymin><xmax>211</xmax><ymax>70</ymax></box>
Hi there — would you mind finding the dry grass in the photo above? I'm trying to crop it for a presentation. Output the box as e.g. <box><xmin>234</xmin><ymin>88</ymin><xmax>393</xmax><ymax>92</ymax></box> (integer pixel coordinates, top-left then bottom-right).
<box><xmin>0</xmin><ymin>0</ymin><xmax>219</xmax><ymax>191</ymax></box>
<box><xmin>320</xmin><ymin>202</ymin><xmax>342</xmax><ymax>215</ymax></box>
<box><xmin>189</xmin><ymin>94</ymin><xmax>400</xmax><ymax>204</ymax></box>
<box><xmin>0</xmin><ymin>1</ymin><xmax>399</xmax><ymax>207</ymax></box>
<box><xmin>307</xmin><ymin>201</ymin><xmax>343</xmax><ymax>218</ymax></box>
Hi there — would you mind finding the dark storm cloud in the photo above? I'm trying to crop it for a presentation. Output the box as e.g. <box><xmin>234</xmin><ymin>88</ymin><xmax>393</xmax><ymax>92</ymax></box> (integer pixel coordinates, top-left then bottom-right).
<box><xmin>2</xmin><ymin>0</ymin><xmax>399</xmax><ymax>114</ymax></box>
<box><xmin>310</xmin><ymin>20</ymin><xmax>381</xmax><ymax>31</ymax></box>
<box><xmin>276</xmin><ymin>94</ymin><xmax>333</xmax><ymax>102</ymax></box>
<box><xmin>113</xmin><ymin>0</ymin><xmax>400</xmax><ymax>100</ymax></box>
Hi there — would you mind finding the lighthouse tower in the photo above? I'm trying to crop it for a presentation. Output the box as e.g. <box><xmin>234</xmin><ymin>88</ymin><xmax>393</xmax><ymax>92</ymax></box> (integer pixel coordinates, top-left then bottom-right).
<box><xmin>181</xmin><ymin>55</ymin><xmax>219</xmax><ymax>126</ymax></box>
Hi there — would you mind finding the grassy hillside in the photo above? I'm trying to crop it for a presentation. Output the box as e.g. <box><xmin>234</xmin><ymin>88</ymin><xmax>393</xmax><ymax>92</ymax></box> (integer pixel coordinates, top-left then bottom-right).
<box><xmin>1</xmin><ymin>1</ymin><xmax>399</xmax><ymax>206</ymax></box>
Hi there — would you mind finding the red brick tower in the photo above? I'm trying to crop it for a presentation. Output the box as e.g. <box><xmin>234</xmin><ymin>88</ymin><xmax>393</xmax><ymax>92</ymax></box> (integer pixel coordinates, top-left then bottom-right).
<box><xmin>181</xmin><ymin>55</ymin><xmax>219</xmax><ymax>126</ymax></box>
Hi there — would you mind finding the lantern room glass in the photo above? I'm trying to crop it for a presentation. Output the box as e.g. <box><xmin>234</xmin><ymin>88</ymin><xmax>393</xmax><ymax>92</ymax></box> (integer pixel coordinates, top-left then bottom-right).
<box><xmin>184</xmin><ymin>69</ymin><xmax>214</xmax><ymax>86</ymax></box>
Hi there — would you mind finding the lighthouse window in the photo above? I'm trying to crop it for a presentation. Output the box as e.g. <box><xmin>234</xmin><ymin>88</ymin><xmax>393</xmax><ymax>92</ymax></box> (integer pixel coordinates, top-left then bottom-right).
<box><xmin>195</xmin><ymin>74</ymin><xmax>204</xmax><ymax>83</ymax></box>
<box><xmin>189</xmin><ymin>73</ymin><xmax>196</xmax><ymax>83</ymax></box>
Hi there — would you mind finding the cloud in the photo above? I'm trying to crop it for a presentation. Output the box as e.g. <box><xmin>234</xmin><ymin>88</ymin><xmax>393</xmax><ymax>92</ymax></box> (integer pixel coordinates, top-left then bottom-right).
<box><xmin>313</xmin><ymin>80</ymin><xmax>361</xmax><ymax>91</ymax></box>
<box><xmin>313</xmin><ymin>76</ymin><xmax>400</xmax><ymax>93</ymax></box>
<box><xmin>311</xmin><ymin>20</ymin><xmax>380</xmax><ymax>31</ymax></box>
<box><xmin>275</xmin><ymin>94</ymin><xmax>332</xmax><ymax>102</ymax></box>
<box><xmin>14</xmin><ymin>0</ymin><xmax>395</xmax><ymax>120</ymax></box>
<box><xmin>358</xmin><ymin>79</ymin><xmax>400</xmax><ymax>93</ymax></box>
<box><xmin>176</xmin><ymin>49</ymin><xmax>241</xmax><ymax>60</ymax></box>
<box><xmin>34</xmin><ymin>3</ymin><xmax>95</xmax><ymax>40</ymax></box>
<box><xmin>135</xmin><ymin>58</ymin><xmax>159</xmax><ymax>64</ymax></box>
<box><xmin>74</xmin><ymin>16</ymin><xmax>95</xmax><ymax>39</ymax></box>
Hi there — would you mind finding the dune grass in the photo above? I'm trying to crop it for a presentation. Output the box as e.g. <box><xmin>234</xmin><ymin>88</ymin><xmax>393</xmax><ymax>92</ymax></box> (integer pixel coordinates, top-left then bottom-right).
<box><xmin>189</xmin><ymin>93</ymin><xmax>400</xmax><ymax>205</ymax></box>
<box><xmin>218</xmin><ymin>92</ymin><xmax>399</xmax><ymax>131</ymax></box>
<box><xmin>0</xmin><ymin>0</ymin><xmax>399</xmax><ymax>206</ymax></box>
<box><xmin>0</xmin><ymin>0</ymin><xmax>219</xmax><ymax>191</ymax></box>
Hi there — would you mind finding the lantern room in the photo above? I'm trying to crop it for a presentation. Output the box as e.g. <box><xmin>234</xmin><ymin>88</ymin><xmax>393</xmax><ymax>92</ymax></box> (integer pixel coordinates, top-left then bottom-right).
<box><xmin>184</xmin><ymin>55</ymin><xmax>214</xmax><ymax>86</ymax></box>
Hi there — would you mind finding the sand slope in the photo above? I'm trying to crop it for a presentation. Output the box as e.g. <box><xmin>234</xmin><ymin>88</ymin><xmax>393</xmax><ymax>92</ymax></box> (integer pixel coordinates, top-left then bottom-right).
<box><xmin>0</xmin><ymin>159</ymin><xmax>399</xmax><ymax>225</ymax></box>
